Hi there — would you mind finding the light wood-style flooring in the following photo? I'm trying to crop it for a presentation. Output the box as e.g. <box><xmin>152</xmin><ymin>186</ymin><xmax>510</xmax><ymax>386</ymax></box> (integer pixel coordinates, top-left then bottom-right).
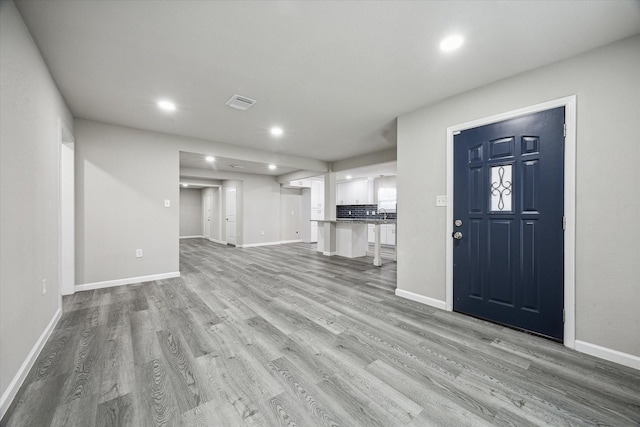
<box><xmin>2</xmin><ymin>239</ymin><xmax>639</xmax><ymax>426</ymax></box>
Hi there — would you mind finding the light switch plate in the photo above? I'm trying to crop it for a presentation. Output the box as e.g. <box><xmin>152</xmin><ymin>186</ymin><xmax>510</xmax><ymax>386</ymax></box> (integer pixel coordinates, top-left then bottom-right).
<box><xmin>436</xmin><ymin>195</ymin><xmax>447</xmax><ymax>207</ymax></box>
<box><xmin>164</xmin><ymin>199</ymin><xmax>171</xmax><ymax>208</ymax></box>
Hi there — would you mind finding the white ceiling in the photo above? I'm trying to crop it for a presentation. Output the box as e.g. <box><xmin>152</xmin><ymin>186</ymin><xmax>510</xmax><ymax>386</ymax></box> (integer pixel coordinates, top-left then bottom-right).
<box><xmin>180</xmin><ymin>151</ymin><xmax>298</xmax><ymax>176</ymax></box>
<box><xmin>15</xmin><ymin>0</ymin><xmax>640</xmax><ymax>166</ymax></box>
<box><xmin>335</xmin><ymin>162</ymin><xmax>397</xmax><ymax>183</ymax></box>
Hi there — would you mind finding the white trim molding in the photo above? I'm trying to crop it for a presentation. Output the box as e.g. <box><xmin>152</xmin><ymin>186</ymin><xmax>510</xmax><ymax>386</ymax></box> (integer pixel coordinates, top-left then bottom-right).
<box><xmin>241</xmin><ymin>239</ymin><xmax>302</xmax><ymax>248</ymax></box>
<box><xmin>0</xmin><ymin>308</ymin><xmax>62</xmax><ymax>420</ymax></box>
<box><xmin>445</xmin><ymin>95</ymin><xmax>577</xmax><ymax>349</ymax></box>
<box><xmin>179</xmin><ymin>235</ymin><xmax>203</xmax><ymax>239</ymax></box>
<box><xmin>76</xmin><ymin>271</ymin><xmax>180</xmax><ymax>292</ymax></box>
<box><xmin>575</xmin><ymin>340</ymin><xmax>640</xmax><ymax>371</ymax></box>
<box><xmin>322</xmin><ymin>251</ymin><xmax>337</xmax><ymax>256</ymax></box>
<box><xmin>395</xmin><ymin>289</ymin><xmax>447</xmax><ymax>311</ymax></box>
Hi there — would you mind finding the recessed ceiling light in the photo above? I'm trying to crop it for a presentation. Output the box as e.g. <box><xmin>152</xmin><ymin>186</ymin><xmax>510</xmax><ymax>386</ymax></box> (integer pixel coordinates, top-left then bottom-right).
<box><xmin>270</xmin><ymin>127</ymin><xmax>283</xmax><ymax>136</ymax></box>
<box><xmin>182</xmin><ymin>183</ymin><xmax>189</xmax><ymax>187</ymax></box>
<box><xmin>268</xmin><ymin>164</ymin><xmax>277</xmax><ymax>170</ymax></box>
<box><xmin>439</xmin><ymin>35</ymin><xmax>464</xmax><ymax>52</ymax></box>
<box><xmin>157</xmin><ymin>100</ymin><xmax>176</xmax><ymax>111</ymax></box>
<box><xmin>346</xmin><ymin>175</ymin><xmax>352</xmax><ymax>180</ymax></box>
<box><xmin>205</xmin><ymin>156</ymin><xmax>215</xmax><ymax>162</ymax></box>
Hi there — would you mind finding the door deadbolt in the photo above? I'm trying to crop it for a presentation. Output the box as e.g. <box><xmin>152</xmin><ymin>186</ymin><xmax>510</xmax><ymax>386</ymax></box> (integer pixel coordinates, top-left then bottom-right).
<box><xmin>452</xmin><ymin>231</ymin><xmax>463</xmax><ymax>240</ymax></box>
<box><xmin>454</xmin><ymin>219</ymin><xmax>463</xmax><ymax>227</ymax></box>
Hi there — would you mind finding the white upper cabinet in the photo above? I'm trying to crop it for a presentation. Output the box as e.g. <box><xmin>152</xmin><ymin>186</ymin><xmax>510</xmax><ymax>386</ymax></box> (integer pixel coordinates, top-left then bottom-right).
<box><xmin>337</xmin><ymin>179</ymin><xmax>372</xmax><ymax>205</ymax></box>
<box><xmin>310</xmin><ymin>180</ymin><xmax>324</xmax><ymax>210</ymax></box>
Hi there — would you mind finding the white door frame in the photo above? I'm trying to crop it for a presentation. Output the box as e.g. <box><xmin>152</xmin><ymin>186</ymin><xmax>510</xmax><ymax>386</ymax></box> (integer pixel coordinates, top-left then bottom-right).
<box><xmin>58</xmin><ymin>118</ymin><xmax>75</xmax><ymax>296</ymax></box>
<box><xmin>445</xmin><ymin>95</ymin><xmax>577</xmax><ymax>349</ymax></box>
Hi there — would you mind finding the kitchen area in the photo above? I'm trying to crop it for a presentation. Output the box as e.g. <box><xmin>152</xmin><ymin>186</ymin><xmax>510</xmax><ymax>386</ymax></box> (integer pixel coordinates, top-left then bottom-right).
<box><xmin>286</xmin><ymin>161</ymin><xmax>397</xmax><ymax>266</ymax></box>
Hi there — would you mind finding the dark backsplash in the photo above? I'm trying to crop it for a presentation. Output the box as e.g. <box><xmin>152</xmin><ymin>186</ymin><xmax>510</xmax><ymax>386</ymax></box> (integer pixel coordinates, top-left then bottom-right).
<box><xmin>336</xmin><ymin>204</ymin><xmax>397</xmax><ymax>219</ymax></box>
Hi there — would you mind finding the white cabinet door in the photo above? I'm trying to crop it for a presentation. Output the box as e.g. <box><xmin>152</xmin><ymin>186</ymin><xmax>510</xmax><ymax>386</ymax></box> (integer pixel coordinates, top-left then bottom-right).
<box><xmin>337</xmin><ymin>182</ymin><xmax>347</xmax><ymax>205</ymax></box>
<box><xmin>387</xmin><ymin>224</ymin><xmax>396</xmax><ymax>246</ymax></box>
<box><xmin>338</xmin><ymin>179</ymin><xmax>370</xmax><ymax>205</ymax></box>
<box><xmin>311</xmin><ymin>180</ymin><xmax>324</xmax><ymax>209</ymax></box>
<box><xmin>352</xmin><ymin>180</ymin><xmax>368</xmax><ymax>204</ymax></box>
<box><xmin>368</xmin><ymin>224</ymin><xmax>375</xmax><ymax>243</ymax></box>
<box><xmin>380</xmin><ymin>224</ymin><xmax>388</xmax><ymax>245</ymax></box>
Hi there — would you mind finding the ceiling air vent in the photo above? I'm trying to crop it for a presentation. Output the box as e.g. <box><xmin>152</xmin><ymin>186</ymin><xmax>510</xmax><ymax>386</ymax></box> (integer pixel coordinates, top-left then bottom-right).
<box><xmin>225</xmin><ymin>94</ymin><xmax>257</xmax><ymax>111</ymax></box>
<box><xmin>229</xmin><ymin>164</ymin><xmax>245</xmax><ymax>169</ymax></box>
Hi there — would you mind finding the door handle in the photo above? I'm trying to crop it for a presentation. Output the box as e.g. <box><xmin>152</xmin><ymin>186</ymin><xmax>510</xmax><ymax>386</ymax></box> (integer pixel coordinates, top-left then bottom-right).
<box><xmin>452</xmin><ymin>231</ymin><xmax>463</xmax><ymax>240</ymax></box>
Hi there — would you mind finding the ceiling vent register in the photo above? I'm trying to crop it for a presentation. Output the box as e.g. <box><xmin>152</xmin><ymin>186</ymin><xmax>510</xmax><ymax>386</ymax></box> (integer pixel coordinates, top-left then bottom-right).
<box><xmin>225</xmin><ymin>94</ymin><xmax>257</xmax><ymax>110</ymax></box>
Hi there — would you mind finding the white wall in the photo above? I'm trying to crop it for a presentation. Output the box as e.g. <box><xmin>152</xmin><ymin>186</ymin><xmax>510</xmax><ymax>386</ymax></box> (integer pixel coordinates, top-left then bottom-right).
<box><xmin>241</xmin><ymin>178</ymin><xmax>279</xmax><ymax>246</ymax></box>
<box><xmin>75</xmin><ymin>120</ymin><xmax>180</xmax><ymax>285</ymax></box>
<box><xmin>0</xmin><ymin>0</ymin><xmax>73</xmax><ymax>413</ymax></box>
<box><xmin>397</xmin><ymin>35</ymin><xmax>640</xmax><ymax>359</ymax></box>
<box><xmin>179</xmin><ymin>188</ymin><xmax>202</xmax><ymax>237</ymax></box>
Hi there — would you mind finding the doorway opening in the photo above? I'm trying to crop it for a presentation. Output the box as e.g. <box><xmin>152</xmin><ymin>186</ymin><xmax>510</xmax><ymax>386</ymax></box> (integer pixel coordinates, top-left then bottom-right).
<box><xmin>179</xmin><ymin>183</ymin><xmax>223</xmax><ymax>242</ymax></box>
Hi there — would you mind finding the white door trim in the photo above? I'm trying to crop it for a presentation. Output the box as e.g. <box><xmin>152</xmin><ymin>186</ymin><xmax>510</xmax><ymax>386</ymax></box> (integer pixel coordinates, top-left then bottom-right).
<box><xmin>445</xmin><ymin>95</ymin><xmax>577</xmax><ymax>349</ymax></box>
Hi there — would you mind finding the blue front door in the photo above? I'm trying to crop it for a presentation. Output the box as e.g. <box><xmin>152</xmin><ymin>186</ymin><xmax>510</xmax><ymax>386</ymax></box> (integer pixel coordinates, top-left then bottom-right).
<box><xmin>453</xmin><ymin>107</ymin><xmax>565</xmax><ymax>340</ymax></box>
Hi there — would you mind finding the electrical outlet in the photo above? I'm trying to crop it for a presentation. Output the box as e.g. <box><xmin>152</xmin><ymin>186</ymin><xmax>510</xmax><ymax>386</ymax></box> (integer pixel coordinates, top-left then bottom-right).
<box><xmin>136</xmin><ymin>249</ymin><xmax>143</xmax><ymax>258</ymax></box>
<box><xmin>291</xmin><ymin>210</ymin><xmax>295</xmax><ymax>215</ymax></box>
<box><xmin>436</xmin><ymin>195</ymin><xmax>447</xmax><ymax>207</ymax></box>
<box><xmin>42</xmin><ymin>278</ymin><xmax>47</xmax><ymax>295</ymax></box>
<box><xmin>164</xmin><ymin>199</ymin><xmax>171</xmax><ymax>208</ymax></box>
<box><xmin>261</xmin><ymin>231</ymin><xmax>265</xmax><ymax>236</ymax></box>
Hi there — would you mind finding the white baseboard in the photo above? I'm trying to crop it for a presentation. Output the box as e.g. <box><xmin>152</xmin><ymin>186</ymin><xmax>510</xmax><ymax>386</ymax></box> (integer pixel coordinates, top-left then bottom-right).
<box><xmin>179</xmin><ymin>235</ymin><xmax>203</xmax><ymax>239</ymax></box>
<box><xmin>241</xmin><ymin>239</ymin><xmax>302</xmax><ymax>248</ymax></box>
<box><xmin>76</xmin><ymin>271</ymin><xmax>180</xmax><ymax>292</ymax></box>
<box><xmin>208</xmin><ymin>238</ymin><xmax>226</xmax><ymax>245</ymax></box>
<box><xmin>0</xmin><ymin>308</ymin><xmax>62</xmax><ymax>420</ymax></box>
<box><xmin>395</xmin><ymin>289</ymin><xmax>447</xmax><ymax>310</ymax></box>
<box><xmin>574</xmin><ymin>340</ymin><xmax>640</xmax><ymax>371</ymax></box>
<box><xmin>322</xmin><ymin>251</ymin><xmax>337</xmax><ymax>256</ymax></box>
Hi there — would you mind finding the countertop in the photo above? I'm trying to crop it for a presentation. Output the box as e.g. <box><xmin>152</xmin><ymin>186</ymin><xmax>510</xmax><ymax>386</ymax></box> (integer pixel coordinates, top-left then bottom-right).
<box><xmin>315</xmin><ymin>219</ymin><xmax>397</xmax><ymax>224</ymax></box>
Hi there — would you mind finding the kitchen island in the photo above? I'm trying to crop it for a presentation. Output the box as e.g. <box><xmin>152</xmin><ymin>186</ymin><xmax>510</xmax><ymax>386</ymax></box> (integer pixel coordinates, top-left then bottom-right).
<box><xmin>316</xmin><ymin>219</ymin><xmax>396</xmax><ymax>266</ymax></box>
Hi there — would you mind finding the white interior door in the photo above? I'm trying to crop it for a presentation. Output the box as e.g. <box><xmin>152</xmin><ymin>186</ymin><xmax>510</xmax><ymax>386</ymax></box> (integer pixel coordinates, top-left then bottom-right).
<box><xmin>226</xmin><ymin>186</ymin><xmax>237</xmax><ymax>245</ymax></box>
<box><xmin>204</xmin><ymin>193</ymin><xmax>212</xmax><ymax>239</ymax></box>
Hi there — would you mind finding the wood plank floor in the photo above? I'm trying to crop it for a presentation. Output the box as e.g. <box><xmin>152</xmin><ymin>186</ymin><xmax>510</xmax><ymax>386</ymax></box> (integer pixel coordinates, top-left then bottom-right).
<box><xmin>3</xmin><ymin>239</ymin><xmax>639</xmax><ymax>426</ymax></box>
